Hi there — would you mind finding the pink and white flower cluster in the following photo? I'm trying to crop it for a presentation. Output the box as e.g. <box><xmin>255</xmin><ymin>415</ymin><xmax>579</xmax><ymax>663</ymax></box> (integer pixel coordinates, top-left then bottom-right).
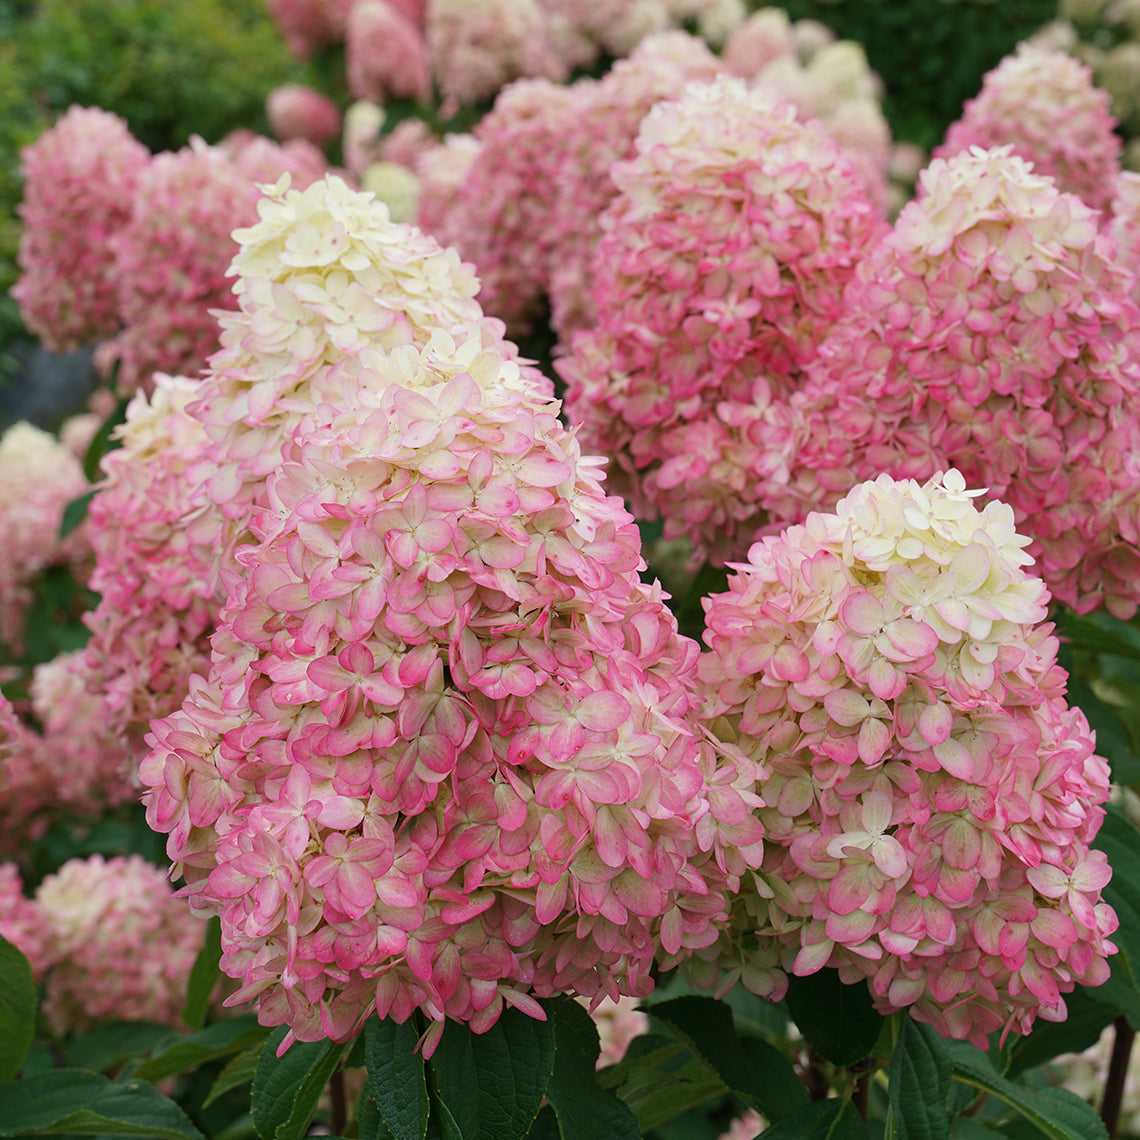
<box><xmin>14</xmin><ymin>110</ymin><xmax>329</xmax><ymax>393</ymax></box>
<box><xmin>558</xmin><ymin>76</ymin><xmax>883</xmax><ymax>565</ymax></box>
<box><xmin>81</xmin><ymin>374</ymin><xmax>218</xmax><ymax>753</ymax></box>
<box><xmin>935</xmin><ymin>43</ymin><xmax>1121</xmax><ymax>213</ymax></box>
<box><xmin>695</xmin><ymin>471</ymin><xmax>1118</xmax><ymax>1047</ymax></box>
<box><xmin>764</xmin><ymin>146</ymin><xmax>1140</xmax><ymax>619</ymax></box>
<box><xmin>0</xmin><ymin>863</ymin><xmax>49</xmax><ymax>977</ymax></box>
<box><xmin>34</xmin><ymin>855</ymin><xmax>206</xmax><ymax>1035</ymax></box>
<box><xmin>12</xmin><ymin>106</ymin><xmax>150</xmax><ymax>352</ymax></box>
<box><xmin>0</xmin><ymin>422</ymin><xmax>90</xmax><ymax>655</ymax></box>
<box><xmin>139</xmin><ymin>174</ymin><xmax>763</xmax><ymax>1052</ymax></box>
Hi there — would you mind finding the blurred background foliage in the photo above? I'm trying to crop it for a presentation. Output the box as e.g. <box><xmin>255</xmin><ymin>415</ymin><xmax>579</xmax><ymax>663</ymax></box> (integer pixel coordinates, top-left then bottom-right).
<box><xmin>772</xmin><ymin>0</ymin><xmax>1059</xmax><ymax>149</ymax></box>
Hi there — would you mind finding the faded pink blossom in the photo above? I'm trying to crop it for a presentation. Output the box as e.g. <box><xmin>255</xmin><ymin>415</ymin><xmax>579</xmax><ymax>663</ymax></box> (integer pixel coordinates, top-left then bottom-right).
<box><xmin>558</xmin><ymin>76</ymin><xmax>883</xmax><ymax>565</ymax></box>
<box><xmin>346</xmin><ymin>0</ymin><xmax>431</xmax><ymax>103</ymax></box>
<box><xmin>694</xmin><ymin>471</ymin><xmax>1118</xmax><ymax>1048</ymax></box>
<box><xmin>13</xmin><ymin>106</ymin><xmax>150</xmax><ymax>351</ymax></box>
<box><xmin>936</xmin><ymin>43</ymin><xmax>1121</xmax><ymax>213</ymax></box>
<box><xmin>267</xmin><ymin>85</ymin><xmax>343</xmax><ymax>147</ymax></box>
<box><xmin>264</xmin><ymin>0</ymin><xmax>356</xmax><ymax>57</ymax></box>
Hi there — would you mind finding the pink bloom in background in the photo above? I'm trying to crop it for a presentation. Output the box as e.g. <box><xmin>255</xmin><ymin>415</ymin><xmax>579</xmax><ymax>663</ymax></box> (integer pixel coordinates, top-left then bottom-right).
<box><xmin>718</xmin><ymin>1110</ymin><xmax>765</xmax><ymax>1140</ymax></box>
<box><xmin>12</xmin><ymin>106</ymin><xmax>150</xmax><ymax>351</ymax></box>
<box><xmin>423</xmin><ymin>78</ymin><xmax>578</xmax><ymax>332</ymax></box>
<box><xmin>752</xmin><ymin>40</ymin><xmax>892</xmax><ymax>214</ymax></box>
<box><xmin>935</xmin><ymin>43</ymin><xmax>1121</xmax><ymax>213</ymax></box>
<box><xmin>107</xmin><ymin>138</ymin><xmax>327</xmax><ymax>392</ymax></box>
<box><xmin>264</xmin><ymin>0</ymin><xmax>357</xmax><ymax>57</ymax></box>
<box><xmin>414</xmin><ymin>132</ymin><xmax>481</xmax><ymax>242</ymax></box>
<box><xmin>379</xmin><ymin>118</ymin><xmax>437</xmax><ymax>170</ymax></box>
<box><xmin>267</xmin><ymin>84</ymin><xmax>343</xmax><ymax>147</ymax></box>
<box><xmin>543</xmin><ymin>30</ymin><xmax>721</xmax><ymax>340</ymax></box>
<box><xmin>139</xmin><ymin>174</ymin><xmax>762</xmax><ymax>1052</ymax></box>
<box><xmin>0</xmin><ymin>422</ymin><xmax>90</xmax><ymax>655</ymax></box>
<box><xmin>557</xmin><ymin>76</ymin><xmax>882</xmax><ymax>566</ymax></box>
<box><xmin>721</xmin><ymin>7</ymin><xmax>796</xmax><ymax>78</ymax></box>
<box><xmin>0</xmin><ymin>864</ymin><xmax>48</xmax><ymax>977</ymax></box>
<box><xmin>1110</xmin><ymin>171</ymin><xmax>1140</xmax><ymax>301</ymax></box>
<box><xmin>35</xmin><ymin>855</ymin><xmax>206</xmax><ymax>1035</ymax></box>
<box><xmin>346</xmin><ymin>0</ymin><xmax>431</xmax><ymax>104</ymax></box>
<box><xmin>82</xmin><ymin>374</ymin><xmax>219</xmax><ymax>752</ymax></box>
<box><xmin>585</xmin><ymin>995</ymin><xmax>650</xmax><ymax>1067</ymax></box>
<box><xmin>343</xmin><ymin>101</ymin><xmax>386</xmax><ymax>178</ymax></box>
<box><xmin>426</xmin><ymin>0</ymin><xmax>567</xmax><ymax>111</ymax></box>
<box><xmin>763</xmin><ymin>145</ymin><xmax>1140</xmax><ymax>619</ymax></box>
<box><xmin>695</xmin><ymin>470</ymin><xmax>1118</xmax><ymax>1047</ymax></box>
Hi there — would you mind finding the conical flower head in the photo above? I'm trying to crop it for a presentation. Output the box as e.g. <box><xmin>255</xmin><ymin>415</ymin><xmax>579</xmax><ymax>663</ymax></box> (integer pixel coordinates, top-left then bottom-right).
<box><xmin>765</xmin><ymin>145</ymin><xmax>1140</xmax><ymax>619</ymax></box>
<box><xmin>558</xmin><ymin>75</ymin><xmax>883</xmax><ymax>565</ymax></box>
<box><xmin>139</xmin><ymin>176</ymin><xmax>758</xmax><ymax>1052</ymax></box>
<box><xmin>936</xmin><ymin>43</ymin><xmax>1121</xmax><ymax>213</ymax></box>
<box><xmin>696</xmin><ymin>470</ymin><xmax>1117</xmax><ymax>1047</ymax></box>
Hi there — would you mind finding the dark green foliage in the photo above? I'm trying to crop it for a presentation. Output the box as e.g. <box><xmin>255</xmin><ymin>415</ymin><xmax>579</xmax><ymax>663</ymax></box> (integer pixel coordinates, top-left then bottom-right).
<box><xmin>16</xmin><ymin>0</ymin><xmax>309</xmax><ymax>154</ymax></box>
<box><xmin>771</xmin><ymin>0</ymin><xmax>1059</xmax><ymax>149</ymax></box>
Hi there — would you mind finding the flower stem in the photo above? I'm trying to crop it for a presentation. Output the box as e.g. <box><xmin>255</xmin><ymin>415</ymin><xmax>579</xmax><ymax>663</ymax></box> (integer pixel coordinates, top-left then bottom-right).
<box><xmin>1102</xmin><ymin>1015</ymin><xmax>1135</xmax><ymax>1138</ymax></box>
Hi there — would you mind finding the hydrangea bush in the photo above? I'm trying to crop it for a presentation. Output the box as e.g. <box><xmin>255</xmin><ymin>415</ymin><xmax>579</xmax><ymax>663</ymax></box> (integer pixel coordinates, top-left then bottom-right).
<box><xmin>3</xmin><ymin>7</ymin><xmax>1140</xmax><ymax>1140</ymax></box>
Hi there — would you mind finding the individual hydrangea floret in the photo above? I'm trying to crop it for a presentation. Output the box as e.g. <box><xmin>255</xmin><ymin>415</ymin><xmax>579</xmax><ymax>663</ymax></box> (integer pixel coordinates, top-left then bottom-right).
<box><xmin>139</xmin><ymin>174</ymin><xmax>762</xmax><ymax>1053</ymax></box>
<box><xmin>35</xmin><ymin>855</ymin><xmax>206</xmax><ymax>1035</ymax></box>
<box><xmin>763</xmin><ymin>145</ymin><xmax>1140</xmax><ymax>618</ymax></box>
<box><xmin>13</xmin><ymin>106</ymin><xmax>150</xmax><ymax>351</ymax></box>
<box><xmin>935</xmin><ymin>43</ymin><xmax>1122</xmax><ymax>213</ymax></box>
<box><xmin>558</xmin><ymin>76</ymin><xmax>883</xmax><ymax>565</ymax></box>
<box><xmin>695</xmin><ymin>470</ymin><xmax>1118</xmax><ymax>1047</ymax></box>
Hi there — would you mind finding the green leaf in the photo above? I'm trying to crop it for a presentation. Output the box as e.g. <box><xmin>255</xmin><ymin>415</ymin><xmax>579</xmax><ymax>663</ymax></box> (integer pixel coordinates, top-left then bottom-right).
<box><xmin>204</xmin><ymin>1043</ymin><xmax>265</xmax><ymax>1108</ymax></box>
<box><xmin>647</xmin><ymin>995</ymin><xmax>808</xmax><ymax>1122</ymax></box>
<box><xmin>364</xmin><ymin>1017</ymin><xmax>429</xmax><ymax>1140</ymax></box>
<box><xmin>81</xmin><ymin>389</ymin><xmax>130</xmax><ymax>483</ymax></box>
<box><xmin>251</xmin><ymin>1027</ymin><xmax>344</xmax><ymax>1140</ymax></box>
<box><xmin>58</xmin><ymin>488</ymin><xmax>96</xmax><ymax>540</ymax></box>
<box><xmin>0</xmin><ymin>936</ymin><xmax>35</xmax><ymax>1082</ymax></box>
<box><xmin>539</xmin><ymin>998</ymin><xmax>640</xmax><ymax>1140</ymax></box>
<box><xmin>66</xmin><ymin>1021</ymin><xmax>173</xmax><ymax>1074</ymax></box>
<box><xmin>359</xmin><ymin>1095</ymin><xmax>398</xmax><ymax>1140</ymax></box>
<box><xmin>950</xmin><ymin>1052</ymin><xmax>1109</xmax><ymax>1140</ymax></box>
<box><xmin>182</xmin><ymin>915</ymin><xmax>222</xmax><ymax>1030</ymax></box>
<box><xmin>0</xmin><ymin>1069</ymin><xmax>205</xmax><ymax>1137</ymax></box>
<box><xmin>1006</xmin><ymin>987</ymin><xmax>1116</xmax><ymax>1078</ymax></box>
<box><xmin>761</xmin><ymin>1099</ymin><xmax>870</xmax><ymax>1139</ymax></box>
<box><xmin>1061</xmin><ymin>611</ymin><xmax>1140</xmax><ymax>663</ymax></box>
<box><xmin>889</xmin><ymin>1018</ymin><xmax>951</xmax><ymax>1140</ymax></box>
<box><xmin>430</xmin><ymin>1006</ymin><xmax>555</xmax><ymax>1140</ymax></box>
<box><xmin>785</xmin><ymin>969</ymin><xmax>885</xmax><ymax>1067</ymax></box>
<box><xmin>132</xmin><ymin>1015</ymin><xmax>269</xmax><ymax>1082</ymax></box>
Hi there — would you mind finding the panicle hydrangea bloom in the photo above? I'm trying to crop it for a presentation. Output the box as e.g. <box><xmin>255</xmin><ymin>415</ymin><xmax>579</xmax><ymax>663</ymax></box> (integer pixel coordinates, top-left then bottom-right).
<box><xmin>346</xmin><ymin>0</ymin><xmax>431</xmax><ymax>104</ymax></box>
<box><xmin>140</xmin><ymin>174</ymin><xmax>763</xmax><ymax>1052</ymax></box>
<box><xmin>695</xmin><ymin>471</ymin><xmax>1118</xmax><ymax>1047</ymax></box>
<box><xmin>267</xmin><ymin>85</ymin><xmax>343</xmax><ymax>147</ymax></box>
<box><xmin>35</xmin><ymin>855</ymin><xmax>206</xmax><ymax>1035</ymax></box>
<box><xmin>721</xmin><ymin>7</ymin><xmax>796</xmax><ymax>78</ymax></box>
<box><xmin>557</xmin><ymin>76</ymin><xmax>883</xmax><ymax>565</ymax></box>
<box><xmin>545</xmin><ymin>30</ymin><xmax>722</xmax><ymax>340</ymax></box>
<box><xmin>29</xmin><ymin>651</ymin><xmax>135</xmax><ymax>814</ymax></box>
<box><xmin>0</xmin><ymin>696</ymin><xmax>53</xmax><ymax>857</ymax></box>
<box><xmin>13</xmin><ymin>106</ymin><xmax>150</xmax><ymax>351</ymax></box>
<box><xmin>935</xmin><ymin>43</ymin><xmax>1121</xmax><ymax>213</ymax></box>
<box><xmin>1109</xmin><ymin>170</ymin><xmax>1140</xmax><ymax>300</ymax></box>
<box><xmin>0</xmin><ymin>422</ymin><xmax>90</xmax><ymax>655</ymax></box>
<box><xmin>361</xmin><ymin>162</ymin><xmax>420</xmax><ymax>224</ymax></box>
<box><xmin>343</xmin><ymin>101</ymin><xmax>386</xmax><ymax>179</ymax></box>
<box><xmin>379</xmin><ymin>118</ymin><xmax>437</xmax><ymax>171</ymax></box>
<box><xmin>432</xmin><ymin>78</ymin><xmax>579</xmax><ymax>332</ymax></box>
<box><xmin>764</xmin><ymin>146</ymin><xmax>1140</xmax><ymax>619</ymax></box>
<box><xmin>414</xmin><ymin>133</ymin><xmax>481</xmax><ymax>242</ymax></box>
<box><xmin>0</xmin><ymin>864</ymin><xmax>48</xmax><ymax>977</ymax></box>
<box><xmin>751</xmin><ymin>41</ymin><xmax>892</xmax><ymax>214</ymax></box>
<box><xmin>81</xmin><ymin>374</ymin><xmax>219</xmax><ymax>751</ymax></box>
<box><xmin>108</xmin><ymin>137</ymin><xmax>328</xmax><ymax>392</ymax></box>
<box><xmin>426</xmin><ymin>0</ymin><xmax>567</xmax><ymax>111</ymax></box>
<box><xmin>265</xmin><ymin>0</ymin><xmax>356</xmax><ymax>57</ymax></box>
